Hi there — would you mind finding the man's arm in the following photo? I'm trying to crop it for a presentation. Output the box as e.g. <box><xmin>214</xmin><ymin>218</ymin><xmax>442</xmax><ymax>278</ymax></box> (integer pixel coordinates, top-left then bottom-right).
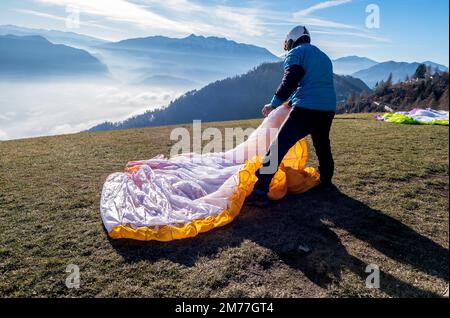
<box><xmin>270</xmin><ymin>64</ymin><xmax>305</xmax><ymax>108</ymax></box>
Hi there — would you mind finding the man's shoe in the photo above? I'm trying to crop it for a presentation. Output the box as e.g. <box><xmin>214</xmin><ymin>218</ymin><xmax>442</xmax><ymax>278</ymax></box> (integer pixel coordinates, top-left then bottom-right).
<box><xmin>245</xmin><ymin>189</ymin><xmax>270</xmax><ymax>208</ymax></box>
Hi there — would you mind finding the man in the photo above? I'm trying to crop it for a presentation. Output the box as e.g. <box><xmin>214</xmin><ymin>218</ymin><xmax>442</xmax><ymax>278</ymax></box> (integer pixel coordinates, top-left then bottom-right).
<box><xmin>246</xmin><ymin>25</ymin><xmax>336</xmax><ymax>207</ymax></box>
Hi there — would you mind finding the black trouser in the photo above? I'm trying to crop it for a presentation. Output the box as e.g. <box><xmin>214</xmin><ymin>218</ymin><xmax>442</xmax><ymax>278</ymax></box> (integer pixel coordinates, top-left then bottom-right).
<box><xmin>254</xmin><ymin>107</ymin><xmax>335</xmax><ymax>192</ymax></box>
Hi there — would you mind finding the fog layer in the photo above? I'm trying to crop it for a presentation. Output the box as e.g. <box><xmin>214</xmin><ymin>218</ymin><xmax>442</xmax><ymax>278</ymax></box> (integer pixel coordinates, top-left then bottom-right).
<box><xmin>0</xmin><ymin>79</ymin><xmax>183</xmax><ymax>140</ymax></box>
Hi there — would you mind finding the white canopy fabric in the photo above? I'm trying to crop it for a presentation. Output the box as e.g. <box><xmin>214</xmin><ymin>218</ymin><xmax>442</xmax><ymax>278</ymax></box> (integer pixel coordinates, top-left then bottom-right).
<box><xmin>100</xmin><ymin>105</ymin><xmax>320</xmax><ymax>241</ymax></box>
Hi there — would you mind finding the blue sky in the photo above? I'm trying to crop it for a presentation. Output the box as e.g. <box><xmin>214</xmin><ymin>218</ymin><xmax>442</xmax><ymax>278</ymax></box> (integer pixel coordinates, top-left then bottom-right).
<box><xmin>0</xmin><ymin>0</ymin><xmax>448</xmax><ymax>65</ymax></box>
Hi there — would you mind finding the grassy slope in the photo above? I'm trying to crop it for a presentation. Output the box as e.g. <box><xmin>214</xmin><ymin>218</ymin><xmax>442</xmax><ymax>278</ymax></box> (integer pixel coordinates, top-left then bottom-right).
<box><xmin>0</xmin><ymin>114</ymin><xmax>448</xmax><ymax>297</ymax></box>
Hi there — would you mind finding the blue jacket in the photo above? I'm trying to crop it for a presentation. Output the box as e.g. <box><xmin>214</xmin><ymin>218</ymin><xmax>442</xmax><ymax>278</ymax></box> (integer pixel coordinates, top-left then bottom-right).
<box><xmin>271</xmin><ymin>43</ymin><xmax>336</xmax><ymax>112</ymax></box>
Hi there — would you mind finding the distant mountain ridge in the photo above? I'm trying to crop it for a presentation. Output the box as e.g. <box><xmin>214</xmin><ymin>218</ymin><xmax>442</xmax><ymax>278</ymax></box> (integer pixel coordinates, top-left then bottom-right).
<box><xmin>0</xmin><ymin>34</ymin><xmax>109</xmax><ymax>78</ymax></box>
<box><xmin>333</xmin><ymin>56</ymin><xmax>378</xmax><ymax>75</ymax></box>
<box><xmin>352</xmin><ymin>60</ymin><xmax>449</xmax><ymax>88</ymax></box>
<box><xmin>332</xmin><ymin>55</ymin><xmax>448</xmax><ymax>88</ymax></box>
<box><xmin>96</xmin><ymin>34</ymin><xmax>280</xmax><ymax>84</ymax></box>
<box><xmin>2</xmin><ymin>23</ymin><xmax>447</xmax><ymax>90</ymax></box>
<box><xmin>89</xmin><ymin>62</ymin><xmax>371</xmax><ymax>132</ymax></box>
<box><xmin>0</xmin><ymin>24</ymin><xmax>108</xmax><ymax>49</ymax></box>
<box><xmin>0</xmin><ymin>26</ymin><xmax>279</xmax><ymax>87</ymax></box>
<box><xmin>102</xmin><ymin>34</ymin><xmax>278</xmax><ymax>58</ymax></box>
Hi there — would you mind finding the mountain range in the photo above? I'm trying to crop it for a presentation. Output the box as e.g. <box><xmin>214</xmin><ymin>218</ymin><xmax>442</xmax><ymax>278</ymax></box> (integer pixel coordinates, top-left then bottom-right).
<box><xmin>0</xmin><ymin>34</ymin><xmax>108</xmax><ymax>78</ymax></box>
<box><xmin>332</xmin><ymin>56</ymin><xmax>379</xmax><ymax>75</ymax></box>
<box><xmin>0</xmin><ymin>24</ymin><xmax>108</xmax><ymax>49</ymax></box>
<box><xmin>89</xmin><ymin>62</ymin><xmax>370</xmax><ymax>132</ymax></box>
<box><xmin>2</xmin><ymin>24</ymin><xmax>448</xmax><ymax>90</ymax></box>
<box><xmin>332</xmin><ymin>55</ymin><xmax>448</xmax><ymax>88</ymax></box>
<box><xmin>0</xmin><ymin>26</ymin><xmax>281</xmax><ymax>88</ymax></box>
<box><xmin>100</xmin><ymin>34</ymin><xmax>276</xmax><ymax>58</ymax></box>
<box><xmin>353</xmin><ymin>60</ymin><xmax>449</xmax><ymax>88</ymax></box>
<box><xmin>95</xmin><ymin>34</ymin><xmax>280</xmax><ymax>85</ymax></box>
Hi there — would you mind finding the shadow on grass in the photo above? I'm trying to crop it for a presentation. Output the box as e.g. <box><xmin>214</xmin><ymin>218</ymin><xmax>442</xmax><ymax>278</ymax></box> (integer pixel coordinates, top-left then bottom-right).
<box><xmin>109</xmin><ymin>187</ymin><xmax>448</xmax><ymax>297</ymax></box>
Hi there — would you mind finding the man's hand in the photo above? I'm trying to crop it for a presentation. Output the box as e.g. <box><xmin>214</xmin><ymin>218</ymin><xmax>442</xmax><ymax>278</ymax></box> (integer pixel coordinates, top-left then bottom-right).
<box><xmin>262</xmin><ymin>104</ymin><xmax>274</xmax><ymax>117</ymax></box>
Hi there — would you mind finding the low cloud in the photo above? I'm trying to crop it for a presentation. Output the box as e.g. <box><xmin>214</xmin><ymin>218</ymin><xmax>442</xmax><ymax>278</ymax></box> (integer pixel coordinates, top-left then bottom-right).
<box><xmin>0</xmin><ymin>80</ymin><xmax>182</xmax><ymax>140</ymax></box>
<box><xmin>294</xmin><ymin>0</ymin><xmax>353</xmax><ymax>17</ymax></box>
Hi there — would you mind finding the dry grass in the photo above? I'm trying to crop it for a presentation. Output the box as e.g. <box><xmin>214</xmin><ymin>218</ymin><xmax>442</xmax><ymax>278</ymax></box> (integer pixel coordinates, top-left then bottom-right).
<box><xmin>0</xmin><ymin>114</ymin><xmax>448</xmax><ymax>297</ymax></box>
